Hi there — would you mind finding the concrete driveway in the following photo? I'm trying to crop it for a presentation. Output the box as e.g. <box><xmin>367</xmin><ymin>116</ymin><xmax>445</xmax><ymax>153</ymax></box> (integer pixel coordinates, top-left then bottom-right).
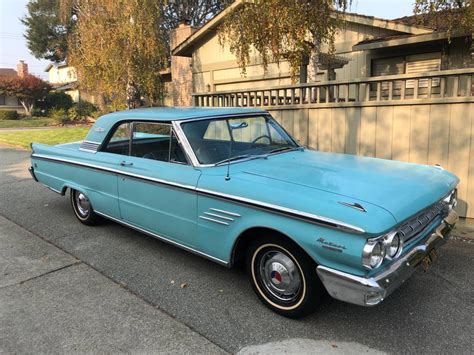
<box><xmin>1</xmin><ymin>145</ymin><xmax>473</xmax><ymax>354</ymax></box>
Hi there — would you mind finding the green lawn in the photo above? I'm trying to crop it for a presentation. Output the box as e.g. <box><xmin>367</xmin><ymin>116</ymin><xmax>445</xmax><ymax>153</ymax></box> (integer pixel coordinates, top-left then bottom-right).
<box><xmin>0</xmin><ymin>117</ymin><xmax>57</xmax><ymax>129</ymax></box>
<box><xmin>0</xmin><ymin>127</ymin><xmax>90</xmax><ymax>150</ymax></box>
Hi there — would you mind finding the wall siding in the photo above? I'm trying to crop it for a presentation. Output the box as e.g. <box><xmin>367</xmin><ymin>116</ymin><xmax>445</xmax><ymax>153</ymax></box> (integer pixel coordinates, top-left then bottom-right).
<box><xmin>269</xmin><ymin>102</ymin><xmax>474</xmax><ymax>218</ymax></box>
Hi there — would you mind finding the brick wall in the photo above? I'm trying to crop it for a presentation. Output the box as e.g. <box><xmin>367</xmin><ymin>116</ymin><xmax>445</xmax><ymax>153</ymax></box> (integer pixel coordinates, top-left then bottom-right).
<box><xmin>170</xmin><ymin>23</ymin><xmax>195</xmax><ymax>106</ymax></box>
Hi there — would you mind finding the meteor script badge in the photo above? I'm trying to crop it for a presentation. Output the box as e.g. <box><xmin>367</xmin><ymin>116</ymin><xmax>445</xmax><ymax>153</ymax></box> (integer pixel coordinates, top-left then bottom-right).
<box><xmin>317</xmin><ymin>237</ymin><xmax>346</xmax><ymax>253</ymax></box>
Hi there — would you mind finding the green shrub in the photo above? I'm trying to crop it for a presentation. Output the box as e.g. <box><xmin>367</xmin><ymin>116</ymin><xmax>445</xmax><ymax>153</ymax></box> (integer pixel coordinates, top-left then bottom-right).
<box><xmin>0</xmin><ymin>110</ymin><xmax>19</xmax><ymax>120</ymax></box>
<box><xmin>78</xmin><ymin>101</ymin><xmax>98</xmax><ymax>116</ymax></box>
<box><xmin>45</xmin><ymin>91</ymin><xmax>74</xmax><ymax>110</ymax></box>
<box><xmin>90</xmin><ymin>110</ymin><xmax>103</xmax><ymax>119</ymax></box>
<box><xmin>31</xmin><ymin>107</ymin><xmax>48</xmax><ymax>117</ymax></box>
<box><xmin>67</xmin><ymin>106</ymin><xmax>87</xmax><ymax>122</ymax></box>
<box><xmin>49</xmin><ymin>108</ymin><xmax>69</xmax><ymax>124</ymax></box>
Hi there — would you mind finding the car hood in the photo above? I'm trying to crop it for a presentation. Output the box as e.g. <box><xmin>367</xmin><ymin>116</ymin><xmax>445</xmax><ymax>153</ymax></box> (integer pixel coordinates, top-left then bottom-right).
<box><xmin>239</xmin><ymin>150</ymin><xmax>458</xmax><ymax>224</ymax></box>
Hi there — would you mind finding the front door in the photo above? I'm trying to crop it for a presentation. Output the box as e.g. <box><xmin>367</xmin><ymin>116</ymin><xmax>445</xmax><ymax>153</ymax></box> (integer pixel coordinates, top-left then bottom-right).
<box><xmin>110</xmin><ymin>121</ymin><xmax>201</xmax><ymax>246</ymax></box>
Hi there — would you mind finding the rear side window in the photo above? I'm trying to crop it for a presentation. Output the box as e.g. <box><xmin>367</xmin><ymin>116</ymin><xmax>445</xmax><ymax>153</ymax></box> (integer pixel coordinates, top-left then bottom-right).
<box><xmin>131</xmin><ymin>122</ymin><xmax>171</xmax><ymax>162</ymax></box>
<box><xmin>102</xmin><ymin>121</ymin><xmax>188</xmax><ymax>164</ymax></box>
<box><xmin>102</xmin><ymin>122</ymin><xmax>131</xmax><ymax>155</ymax></box>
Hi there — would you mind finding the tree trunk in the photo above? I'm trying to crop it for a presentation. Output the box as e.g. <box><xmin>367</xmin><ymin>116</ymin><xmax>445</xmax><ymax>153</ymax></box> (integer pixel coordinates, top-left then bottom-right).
<box><xmin>19</xmin><ymin>99</ymin><xmax>34</xmax><ymax>116</ymax></box>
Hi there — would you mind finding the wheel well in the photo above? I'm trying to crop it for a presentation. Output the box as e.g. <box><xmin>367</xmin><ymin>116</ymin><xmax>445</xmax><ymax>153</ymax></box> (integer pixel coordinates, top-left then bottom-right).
<box><xmin>230</xmin><ymin>227</ymin><xmax>313</xmax><ymax>269</ymax></box>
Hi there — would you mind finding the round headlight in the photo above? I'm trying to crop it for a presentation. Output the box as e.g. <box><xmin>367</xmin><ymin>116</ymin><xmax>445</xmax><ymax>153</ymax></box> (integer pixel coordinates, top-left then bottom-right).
<box><xmin>385</xmin><ymin>232</ymin><xmax>401</xmax><ymax>259</ymax></box>
<box><xmin>363</xmin><ymin>240</ymin><xmax>385</xmax><ymax>269</ymax></box>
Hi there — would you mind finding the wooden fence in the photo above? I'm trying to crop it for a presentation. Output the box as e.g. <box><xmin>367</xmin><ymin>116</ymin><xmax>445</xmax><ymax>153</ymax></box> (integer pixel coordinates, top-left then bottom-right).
<box><xmin>193</xmin><ymin>69</ymin><xmax>474</xmax><ymax>218</ymax></box>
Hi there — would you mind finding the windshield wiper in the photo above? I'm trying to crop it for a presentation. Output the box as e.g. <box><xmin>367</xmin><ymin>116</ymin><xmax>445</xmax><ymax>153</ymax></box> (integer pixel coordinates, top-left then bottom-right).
<box><xmin>269</xmin><ymin>146</ymin><xmax>304</xmax><ymax>154</ymax></box>
<box><xmin>215</xmin><ymin>153</ymin><xmax>270</xmax><ymax>166</ymax></box>
<box><xmin>215</xmin><ymin>155</ymin><xmax>251</xmax><ymax>166</ymax></box>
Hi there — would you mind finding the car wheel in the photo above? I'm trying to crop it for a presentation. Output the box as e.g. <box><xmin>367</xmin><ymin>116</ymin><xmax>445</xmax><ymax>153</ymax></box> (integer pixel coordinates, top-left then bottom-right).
<box><xmin>247</xmin><ymin>236</ymin><xmax>323</xmax><ymax>318</ymax></box>
<box><xmin>70</xmin><ymin>189</ymin><xmax>99</xmax><ymax>226</ymax></box>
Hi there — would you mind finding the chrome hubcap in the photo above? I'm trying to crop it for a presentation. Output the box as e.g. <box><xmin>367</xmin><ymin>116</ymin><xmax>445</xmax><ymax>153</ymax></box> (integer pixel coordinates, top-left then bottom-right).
<box><xmin>75</xmin><ymin>192</ymin><xmax>90</xmax><ymax>217</ymax></box>
<box><xmin>259</xmin><ymin>250</ymin><xmax>302</xmax><ymax>302</ymax></box>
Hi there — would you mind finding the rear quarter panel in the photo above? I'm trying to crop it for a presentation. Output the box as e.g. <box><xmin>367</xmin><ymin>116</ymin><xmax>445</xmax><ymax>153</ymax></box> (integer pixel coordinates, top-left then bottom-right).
<box><xmin>31</xmin><ymin>143</ymin><xmax>121</xmax><ymax>218</ymax></box>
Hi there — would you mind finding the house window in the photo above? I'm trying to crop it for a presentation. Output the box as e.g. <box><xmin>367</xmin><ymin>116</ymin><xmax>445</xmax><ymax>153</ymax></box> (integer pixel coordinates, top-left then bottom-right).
<box><xmin>0</xmin><ymin>95</ymin><xmax>5</xmax><ymax>106</ymax></box>
<box><xmin>371</xmin><ymin>52</ymin><xmax>441</xmax><ymax>93</ymax></box>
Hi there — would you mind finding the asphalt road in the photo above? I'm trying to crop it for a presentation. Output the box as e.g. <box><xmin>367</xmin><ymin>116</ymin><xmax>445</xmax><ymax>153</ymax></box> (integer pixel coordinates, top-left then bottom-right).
<box><xmin>1</xmin><ymin>145</ymin><xmax>473</xmax><ymax>353</ymax></box>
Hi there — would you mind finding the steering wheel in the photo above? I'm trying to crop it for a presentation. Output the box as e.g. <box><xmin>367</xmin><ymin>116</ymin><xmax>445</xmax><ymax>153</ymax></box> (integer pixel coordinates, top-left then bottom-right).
<box><xmin>142</xmin><ymin>152</ymin><xmax>156</xmax><ymax>160</ymax></box>
<box><xmin>251</xmin><ymin>135</ymin><xmax>271</xmax><ymax>145</ymax></box>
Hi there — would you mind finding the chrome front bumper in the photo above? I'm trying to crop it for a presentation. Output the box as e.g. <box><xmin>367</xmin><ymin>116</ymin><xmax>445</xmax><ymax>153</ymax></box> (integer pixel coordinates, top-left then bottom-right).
<box><xmin>316</xmin><ymin>209</ymin><xmax>459</xmax><ymax>306</ymax></box>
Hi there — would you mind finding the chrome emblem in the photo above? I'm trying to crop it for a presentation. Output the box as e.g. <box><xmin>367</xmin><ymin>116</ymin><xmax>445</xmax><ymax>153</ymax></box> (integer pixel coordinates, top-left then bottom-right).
<box><xmin>338</xmin><ymin>201</ymin><xmax>367</xmax><ymax>212</ymax></box>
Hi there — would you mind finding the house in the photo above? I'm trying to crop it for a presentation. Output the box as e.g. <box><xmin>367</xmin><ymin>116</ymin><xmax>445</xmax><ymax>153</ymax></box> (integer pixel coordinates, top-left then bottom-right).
<box><xmin>44</xmin><ymin>63</ymin><xmax>80</xmax><ymax>103</ymax></box>
<box><xmin>168</xmin><ymin>1</ymin><xmax>474</xmax><ymax>219</ymax></box>
<box><xmin>0</xmin><ymin>60</ymin><xmax>29</xmax><ymax>112</ymax></box>
<box><xmin>171</xmin><ymin>2</ymin><xmax>473</xmax><ymax>101</ymax></box>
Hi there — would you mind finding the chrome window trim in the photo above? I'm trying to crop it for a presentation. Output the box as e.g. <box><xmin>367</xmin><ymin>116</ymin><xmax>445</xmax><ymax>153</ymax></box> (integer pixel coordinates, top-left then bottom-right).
<box><xmin>171</xmin><ymin>120</ymin><xmax>200</xmax><ymax>166</ymax></box>
<box><xmin>31</xmin><ymin>153</ymin><xmax>365</xmax><ymax>234</ymax></box>
<box><xmin>94</xmin><ymin>210</ymin><xmax>229</xmax><ymax>266</ymax></box>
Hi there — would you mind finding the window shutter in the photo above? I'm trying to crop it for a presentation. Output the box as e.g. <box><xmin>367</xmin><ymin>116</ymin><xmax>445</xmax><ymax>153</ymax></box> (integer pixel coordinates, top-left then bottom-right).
<box><xmin>406</xmin><ymin>53</ymin><xmax>441</xmax><ymax>88</ymax></box>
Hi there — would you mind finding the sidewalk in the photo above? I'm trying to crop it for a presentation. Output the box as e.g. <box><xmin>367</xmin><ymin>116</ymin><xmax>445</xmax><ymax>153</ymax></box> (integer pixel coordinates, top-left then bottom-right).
<box><xmin>0</xmin><ymin>215</ymin><xmax>225</xmax><ymax>354</ymax></box>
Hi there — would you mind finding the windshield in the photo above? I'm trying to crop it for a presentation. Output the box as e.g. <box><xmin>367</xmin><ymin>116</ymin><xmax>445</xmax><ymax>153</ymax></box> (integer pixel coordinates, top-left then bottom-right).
<box><xmin>181</xmin><ymin>115</ymin><xmax>299</xmax><ymax>165</ymax></box>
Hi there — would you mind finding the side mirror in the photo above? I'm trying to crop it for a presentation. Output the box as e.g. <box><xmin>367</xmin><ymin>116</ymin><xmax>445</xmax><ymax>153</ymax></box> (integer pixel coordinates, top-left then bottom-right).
<box><xmin>229</xmin><ymin>122</ymin><xmax>248</xmax><ymax>130</ymax></box>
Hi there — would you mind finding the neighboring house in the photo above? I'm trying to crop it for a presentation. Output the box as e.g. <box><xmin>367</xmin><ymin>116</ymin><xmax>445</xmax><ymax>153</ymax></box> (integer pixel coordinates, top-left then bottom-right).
<box><xmin>44</xmin><ymin>63</ymin><xmax>80</xmax><ymax>103</ymax></box>
<box><xmin>171</xmin><ymin>2</ymin><xmax>473</xmax><ymax>100</ymax></box>
<box><xmin>169</xmin><ymin>1</ymin><xmax>474</xmax><ymax>219</ymax></box>
<box><xmin>0</xmin><ymin>60</ymin><xmax>28</xmax><ymax>112</ymax></box>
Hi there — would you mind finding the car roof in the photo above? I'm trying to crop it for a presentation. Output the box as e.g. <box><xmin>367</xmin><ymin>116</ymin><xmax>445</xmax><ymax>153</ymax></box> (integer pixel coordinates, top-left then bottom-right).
<box><xmin>85</xmin><ymin>107</ymin><xmax>267</xmax><ymax>144</ymax></box>
<box><xmin>99</xmin><ymin>107</ymin><xmax>266</xmax><ymax>122</ymax></box>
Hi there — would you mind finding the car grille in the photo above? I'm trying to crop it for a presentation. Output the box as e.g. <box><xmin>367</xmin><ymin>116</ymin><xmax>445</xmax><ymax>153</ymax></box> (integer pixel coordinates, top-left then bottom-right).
<box><xmin>79</xmin><ymin>141</ymin><xmax>100</xmax><ymax>153</ymax></box>
<box><xmin>398</xmin><ymin>200</ymin><xmax>448</xmax><ymax>244</ymax></box>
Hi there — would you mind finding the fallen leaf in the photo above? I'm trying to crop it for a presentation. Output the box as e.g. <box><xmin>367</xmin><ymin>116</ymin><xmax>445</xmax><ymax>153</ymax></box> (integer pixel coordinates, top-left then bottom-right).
<box><xmin>331</xmin><ymin>344</ymin><xmax>338</xmax><ymax>348</ymax></box>
<box><xmin>180</xmin><ymin>283</ymin><xmax>187</xmax><ymax>289</ymax></box>
<box><xmin>170</xmin><ymin>280</ymin><xmax>175</xmax><ymax>284</ymax></box>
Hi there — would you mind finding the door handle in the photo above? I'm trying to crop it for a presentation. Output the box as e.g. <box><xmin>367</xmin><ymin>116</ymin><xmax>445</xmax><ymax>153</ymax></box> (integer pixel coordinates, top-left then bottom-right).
<box><xmin>120</xmin><ymin>161</ymin><xmax>133</xmax><ymax>167</ymax></box>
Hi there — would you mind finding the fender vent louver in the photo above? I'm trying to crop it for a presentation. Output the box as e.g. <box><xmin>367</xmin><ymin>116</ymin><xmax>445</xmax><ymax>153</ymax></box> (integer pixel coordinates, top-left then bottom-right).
<box><xmin>79</xmin><ymin>141</ymin><xmax>100</xmax><ymax>153</ymax></box>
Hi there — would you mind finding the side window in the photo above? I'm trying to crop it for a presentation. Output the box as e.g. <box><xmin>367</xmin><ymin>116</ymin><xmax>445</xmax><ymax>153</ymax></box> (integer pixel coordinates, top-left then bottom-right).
<box><xmin>103</xmin><ymin>122</ymin><xmax>131</xmax><ymax>155</ymax></box>
<box><xmin>132</xmin><ymin>122</ymin><xmax>171</xmax><ymax>162</ymax></box>
<box><xmin>131</xmin><ymin>122</ymin><xmax>188</xmax><ymax>164</ymax></box>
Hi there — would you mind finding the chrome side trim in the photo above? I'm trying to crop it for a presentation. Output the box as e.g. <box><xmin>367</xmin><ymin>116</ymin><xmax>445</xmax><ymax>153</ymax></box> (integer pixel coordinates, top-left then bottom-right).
<box><xmin>32</xmin><ymin>154</ymin><xmax>196</xmax><ymax>191</ymax></box>
<box><xmin>209</xmin><ymin>208</ymin><xmax>241</xmax><ymax>217</ymax></box>
<box><xmin>32</xmin><ymin>153</ymin><xmax>365</xmax><ymax>234</ymax></box>
<box><xmin>94</xmin><ymin>210</ymin><xmax>229</xmax><ymax>266</ymax></box>
<box><xmin>203</xmin><ymin>211</ymin><xmax>234</xmax><ymax>221</ymax></box>
<box><xmin>199</xmin><ymin>215</ymin><xmax>229</xmax><ymax>225</ymax></box>
<box><xmin>197</xmin><ymin>188</ymin><xmax>365</xmax><ymax>234</ymax></box>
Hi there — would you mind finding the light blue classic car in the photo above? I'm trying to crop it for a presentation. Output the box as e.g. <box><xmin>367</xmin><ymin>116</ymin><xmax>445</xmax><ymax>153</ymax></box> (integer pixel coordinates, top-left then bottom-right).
<box><xmin>29</xmin><ymin>107</ymin><xmax>459</xmax><ymax>318</ymax></box>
